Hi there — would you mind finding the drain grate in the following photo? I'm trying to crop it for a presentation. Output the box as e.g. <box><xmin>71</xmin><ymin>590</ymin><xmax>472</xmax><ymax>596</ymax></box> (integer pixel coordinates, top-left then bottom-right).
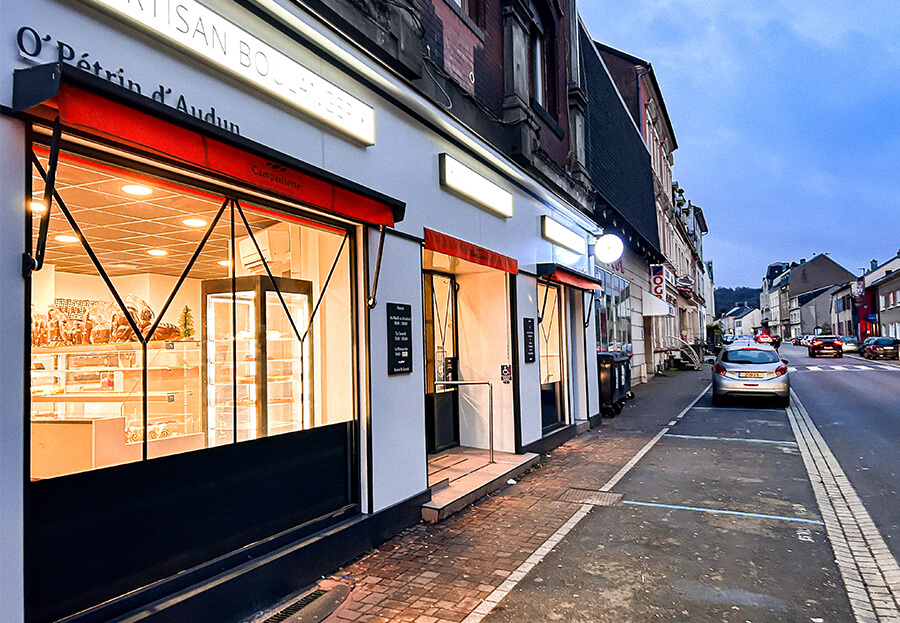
<box><xmin>559</xmin><ymin>489</ymin><xmax>623</xmax><ymax>506</ymax></box>
<box><xmin>261</xmin><ymin>590</ymin><xmax>327</xmax><ymax>623</ymax></box>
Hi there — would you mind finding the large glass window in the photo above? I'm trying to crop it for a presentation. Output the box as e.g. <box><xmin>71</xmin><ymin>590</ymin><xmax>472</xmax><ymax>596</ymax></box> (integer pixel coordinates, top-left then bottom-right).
<box><xmin>594</xmin><ymin>268</ymin><xmax>631</xmax><ymax>354</ymax></box>
<box><xmin>28</xmin><ymin>145</ymin><xmax>355</xmax><ymax>479</ymax></box>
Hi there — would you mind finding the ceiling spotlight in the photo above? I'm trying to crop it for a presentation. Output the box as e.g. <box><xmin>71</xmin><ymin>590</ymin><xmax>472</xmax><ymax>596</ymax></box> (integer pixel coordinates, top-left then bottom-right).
<box><xmin>217</xmin><ymin>260</ymin><xmax>232</xmax><ymax>267</ymax></box>
<box><xmin>30</xmin><ymin>201</ymin><xmax>46</xmax><ymax>213</ymax></box>
<box><xmin>182</xmin><ymin>218</ymin><xmax>208</xmax><ymax>228</ymax></box>
<box><xmin>147</xmin><ymin>249</ymin><xmax>168</xmax><ymax>257</ymax></box>
<box><xmin>54</xmin><ymin>234</ymin><xmax>79</xmax><ymax>244</ymax></box>
<box><xmin>122</xmin><ymin>184</ymin><xmax>153</xmax><ymax>196</ymax></box>
<box><xmin>110</xmin><ymin>263</ymin><xmax>137</xmax><ymax>269</ymax></box>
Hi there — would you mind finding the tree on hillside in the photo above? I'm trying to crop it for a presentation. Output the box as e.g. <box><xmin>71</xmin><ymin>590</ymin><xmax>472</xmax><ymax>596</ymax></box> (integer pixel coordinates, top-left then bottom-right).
<box><xmin>715</xmin><ymin>287</ymin><xmax>761</xmax><ymax>317</ymax></box>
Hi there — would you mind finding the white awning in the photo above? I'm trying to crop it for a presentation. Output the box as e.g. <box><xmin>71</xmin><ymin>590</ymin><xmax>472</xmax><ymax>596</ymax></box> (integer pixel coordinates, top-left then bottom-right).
<box><xmin>643</xmin><ymin>290</ymin><xmax>675</xmax><ymax>317</ymax></box>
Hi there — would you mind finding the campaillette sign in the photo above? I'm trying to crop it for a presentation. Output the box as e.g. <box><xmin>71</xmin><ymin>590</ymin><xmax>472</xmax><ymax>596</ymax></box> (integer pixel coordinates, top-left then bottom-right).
<box><xmin>83</xmin><ymin>0</ymin><xmax>376</xmax><ymax>145</ymax></box>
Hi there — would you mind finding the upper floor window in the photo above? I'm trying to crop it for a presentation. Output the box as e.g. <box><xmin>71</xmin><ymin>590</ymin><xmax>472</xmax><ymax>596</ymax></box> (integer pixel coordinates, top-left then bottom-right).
<box><xmin>528</xmin><ymin>1</ymin><xmax>553</xmax><ymax>113</ymax></box>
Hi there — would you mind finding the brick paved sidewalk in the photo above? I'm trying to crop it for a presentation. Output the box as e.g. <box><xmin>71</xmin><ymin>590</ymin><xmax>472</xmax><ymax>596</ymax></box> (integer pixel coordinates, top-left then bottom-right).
<box><xmin>320</xmin><ymin>370</ymin><xmax>710</xmax><ymax>623</ymax></box>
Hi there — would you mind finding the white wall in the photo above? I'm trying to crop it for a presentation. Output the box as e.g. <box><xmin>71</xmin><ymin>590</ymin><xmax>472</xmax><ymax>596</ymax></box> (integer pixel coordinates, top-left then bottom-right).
<box><xmin>367</xmin><ymin>234</ymin><xmax>427</xmax><ymax>512</ymax></box>
<box><xmin>516</xmin><ymin>273</ymin><xmax>543</xmax><ymax>446</ymax></box>
<box><xmin>0</xmin><ymin>115</ymin><xmax>25</xmax><ymax>622</ymax></box>
<box><xmin>456</xmin><ymin>270</ymin><xmax>515</xmax><ymax>453</ymax></box>
<box><xmin>567</xmin><ymin>289</ymin><xmax>588</xmax><ymax>423</ymax></box>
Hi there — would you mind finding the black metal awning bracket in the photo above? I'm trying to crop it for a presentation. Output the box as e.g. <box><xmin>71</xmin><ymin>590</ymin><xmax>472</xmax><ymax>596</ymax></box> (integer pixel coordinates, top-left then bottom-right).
<box><xmin>583</xmin><ymin>290</ymin><xmax>595</xmax><ymax>328</ymax></box>
<box><xmin>367</xmin><ymin>225</ymin><xmax>386</xmax><ymax>309</ymax></box>
<box><xmin>538</xmin><ymin>277</ymin><xmax>551</xmax><ymax>324</ymax></box>
<box><xmin>23</xmin><ymin>116</ymin><xmax>62</xmax><ymax>277</ymax></box>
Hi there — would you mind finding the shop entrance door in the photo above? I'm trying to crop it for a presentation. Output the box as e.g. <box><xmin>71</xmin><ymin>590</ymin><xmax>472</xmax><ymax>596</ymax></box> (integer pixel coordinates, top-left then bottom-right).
<box><xmin>424</xmin><ymin>272</ymin><xmax>460</xmax><ymax>453</ymax></box>
<box><xmin>538</xmin><ymin>283</ymin><xmax>565</xmax><ymax>430</ymax></box>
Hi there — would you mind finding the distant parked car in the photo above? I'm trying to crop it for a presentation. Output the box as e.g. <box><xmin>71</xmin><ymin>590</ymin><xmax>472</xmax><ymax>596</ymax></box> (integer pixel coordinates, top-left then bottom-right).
<box><xmin>755</xmin><ymin>333</ymin><xmax>773</xmax><ymax>344</ymax></box>
<box><xmin>862</xmin><ymin>337</ymin><xmax>900</xmax><ymax>360</ymax></box>
<box><xmin>723</xmin><ymin>335</ymin><xmax>736</xmax><ymax>345</ymax></box>
<box><xmin>860</xmin><ymin>337</ymin><xmax>878</xmax><ymax>351</ymax></box>
<box><xmin>791</xmin><ymin>336</ymin><xmax>803</xmax><ymax>345</ymax></box>
<box><xmin>712</xmin><ymin>343</ymin><xmax>789</xmax><ymax>407</ymax></box>
<box><xmin>808</xmin><ymin>335</ymin><xmax>843</xmax><ymax>358</ymax></box>
<box><xmin>839</xmin><ymin>336</ymin><xmax>860</xmax><ymax>353</ymax></box>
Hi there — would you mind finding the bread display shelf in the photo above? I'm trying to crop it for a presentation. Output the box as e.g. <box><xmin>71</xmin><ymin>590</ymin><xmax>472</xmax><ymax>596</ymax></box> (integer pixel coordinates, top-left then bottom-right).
<box><xmin>32</xmin><ymin>391</ymin><xmax>193</xmax><ymax>402</ymax></box>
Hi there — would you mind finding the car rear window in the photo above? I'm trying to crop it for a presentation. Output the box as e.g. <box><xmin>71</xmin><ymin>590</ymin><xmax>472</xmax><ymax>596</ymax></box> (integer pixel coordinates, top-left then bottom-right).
<box><xmin>722</xmin><ymin>349</ymin><xmax>780</xmax><ymax>364</ymax></box>
<box><xmin>874</xmin><ymin>338</ymin><xmax>896</xmax><ymax>345</ymax></box>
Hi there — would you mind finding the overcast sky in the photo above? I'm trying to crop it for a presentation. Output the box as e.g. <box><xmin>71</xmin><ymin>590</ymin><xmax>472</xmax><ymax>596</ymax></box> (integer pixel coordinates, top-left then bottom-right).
<box><xmin>580</xmin><ymin>1</ymin><xmax>900</xmax><ymax>288</ymax></box>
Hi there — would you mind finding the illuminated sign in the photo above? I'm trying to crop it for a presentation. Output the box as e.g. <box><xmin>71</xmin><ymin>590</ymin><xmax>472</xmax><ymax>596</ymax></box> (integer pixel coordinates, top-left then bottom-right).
<box><xmin>439</xmin><ymin>153</ymin><xmax>513</xmax><ymax>218</ymax></box>
<box><xmin>83</xmin><ymin>0</ymin><xmax>375</xmax><ymax>144</ymax></box>
<box><xmin>650</xmin><ymin>264</ymin><xmax>673</xmax><ymax>300</ymax></box>
<box><xmin>541</xmin><ymin>216</ymin><xmax>585</xmax><ymax>254</ymax></box>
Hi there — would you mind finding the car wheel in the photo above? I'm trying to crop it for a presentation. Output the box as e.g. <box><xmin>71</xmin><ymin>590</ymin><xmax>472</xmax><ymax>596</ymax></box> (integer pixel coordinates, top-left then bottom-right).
<box><xmin>837</xmin><ymin>353</ymin><xmax>843</xmax><ymax>358</ymax></box>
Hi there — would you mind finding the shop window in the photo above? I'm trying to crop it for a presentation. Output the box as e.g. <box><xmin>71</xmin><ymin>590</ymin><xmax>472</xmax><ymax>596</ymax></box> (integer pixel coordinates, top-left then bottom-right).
<box><xmin>28</xmin><ymin>146</ymin><xmax>355</xmax><ymax>479</ymax></box>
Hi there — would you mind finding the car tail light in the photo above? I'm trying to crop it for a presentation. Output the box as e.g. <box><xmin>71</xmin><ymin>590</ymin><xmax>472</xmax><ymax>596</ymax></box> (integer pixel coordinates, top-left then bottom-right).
<box><xmin>714</xmin><ymin>363</ymin><xmax>727</xmax><ymax>376</ymax></box>
<box><xmin>812</xmin><ymin>340</ymin><xmax>822</xmax><ymax>346</ymax></box>
<box><xmin>776</xmin><ymin>364</ymin><xmax>788</xmax><ymax>376</ymax></box>
<box><xmin>834</xmin><ymin>339</ymin><xmax>843</xmax><ymax>345</ymax></box>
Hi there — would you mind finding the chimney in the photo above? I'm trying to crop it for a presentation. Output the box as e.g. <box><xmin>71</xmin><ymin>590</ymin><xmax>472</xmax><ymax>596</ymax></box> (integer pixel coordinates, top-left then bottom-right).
<box><xmin>800</xmin><ymin>258</ymin><xmax>806</xmax><ymax>264</ymax></box>
<box><xmin>871</xmin><ymin>259</ymin><xmax>879</xmax><ymax>271</ymax></box>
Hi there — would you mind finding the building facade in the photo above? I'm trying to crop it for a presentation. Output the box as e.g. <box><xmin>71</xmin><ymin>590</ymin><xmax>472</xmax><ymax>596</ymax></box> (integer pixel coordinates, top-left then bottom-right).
<box><xmin>0</xmin><ymin>1</ymin><xmax>651</xmax><ymax>621</ymax></box>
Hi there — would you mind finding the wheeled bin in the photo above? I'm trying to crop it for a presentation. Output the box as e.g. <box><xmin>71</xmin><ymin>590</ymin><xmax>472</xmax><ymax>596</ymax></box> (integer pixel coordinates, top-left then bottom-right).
<box><xmin>598</xmin><ymin>352</ymin><xmax>626</xmax><ymax>416</ymax></box>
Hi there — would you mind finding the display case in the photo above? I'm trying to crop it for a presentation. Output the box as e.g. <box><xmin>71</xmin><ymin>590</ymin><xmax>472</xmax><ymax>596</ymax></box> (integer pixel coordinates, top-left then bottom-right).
<box><xmin>202</xmin><ymin>275</ymin><xmax>312</xmax><ymax>447</ymax></box>
<box><xmin>30</xmin><ymin>340</ymin><xmax>204</xmax><ymax>477</ymax></box>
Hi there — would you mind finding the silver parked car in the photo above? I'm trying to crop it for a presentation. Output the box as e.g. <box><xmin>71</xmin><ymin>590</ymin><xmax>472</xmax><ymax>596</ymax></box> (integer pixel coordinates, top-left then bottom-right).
<box><xmin>839</xmin><ymin>336</ymin><xmax>860</xmax><ymax>353</ymax></box>
<box><xmin>712</xmin><ymin>343</ymin><xmax>790</xmax><ymax>407</ymax></box>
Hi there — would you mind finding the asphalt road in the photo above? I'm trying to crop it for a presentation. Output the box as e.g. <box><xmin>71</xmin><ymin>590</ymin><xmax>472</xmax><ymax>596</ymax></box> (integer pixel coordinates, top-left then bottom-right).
<box><xmin>485</xmin><ymin>373</ymin><xmax>855</xmax><ymax>622</ymax></box>
<box><xmin>780</xmin><ymin>342</ymin><xmax>900</xmax><ymax>560</ymax></box>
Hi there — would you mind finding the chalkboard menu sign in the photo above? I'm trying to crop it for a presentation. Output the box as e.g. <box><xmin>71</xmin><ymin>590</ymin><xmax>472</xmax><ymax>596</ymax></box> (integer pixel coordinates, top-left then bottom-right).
<box><xmin>387</xmin><ymin>303</ymin><xmax>413</xmax><ymax>375</ymax></box>
<box><xmin>523</xmin><ymin>317</ymin><xmax>536</xmax><ymax>363</ymax></box>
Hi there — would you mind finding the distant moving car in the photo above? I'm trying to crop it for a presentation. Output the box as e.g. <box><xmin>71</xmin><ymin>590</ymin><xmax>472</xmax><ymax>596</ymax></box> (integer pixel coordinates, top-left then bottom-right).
<box><xmin>862</xmin><ymin>337</ymin><xmax>900</xmax><ymax>360</ymax></box>
<box><xmin>722</xmin><ymin>335</ymin><xmax>736</xmax><ymax>345</ymax></box>
<box><xmin>839</xmin><ymin>336</ymin><xmax>860</xmax><ymax>353</ymax></box>
<box><xmin>755</xmin><ymin>333</ymin><xmax>773</xmax><ymax>344</ymax></box>
<box><xmin>791</xmin><ymin>336</ymin><xmax>803</xmax><ymax>345</ymax></box>
<box><xmin>712</xmin><ymin>343</ymin><xmax>790</xmax><ymax>407</ymax></box>
<box><xmin>860</xmin><ymin>337</ymin><xmax>878</xmax><ymax>352</ymax></box>
<box><xmin>808</xmin><ymin>335</ymin><xmax>843</xmax><ymax>358</ymax></box>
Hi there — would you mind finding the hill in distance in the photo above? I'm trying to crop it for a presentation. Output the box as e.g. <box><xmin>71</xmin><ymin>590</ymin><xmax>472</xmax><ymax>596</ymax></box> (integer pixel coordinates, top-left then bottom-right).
<box><xmin>715</xmin><ymin>287</ymin><xmax>761</xmax><ymax>317</ymax></box>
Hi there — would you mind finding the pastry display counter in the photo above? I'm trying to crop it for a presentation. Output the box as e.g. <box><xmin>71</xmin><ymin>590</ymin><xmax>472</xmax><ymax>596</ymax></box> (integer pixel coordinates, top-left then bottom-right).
<box><xmin>31</xmin><ymin>340</ymin><xmax>204</xmax><ymax>478</ymax></box>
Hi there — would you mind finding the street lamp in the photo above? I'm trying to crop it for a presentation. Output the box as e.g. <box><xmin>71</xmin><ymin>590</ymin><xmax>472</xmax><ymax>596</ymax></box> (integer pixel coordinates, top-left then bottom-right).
<box><xmin>594</xmin><ymin>233</ymin><xmax>624</xmax><ymax>264</ymax></box>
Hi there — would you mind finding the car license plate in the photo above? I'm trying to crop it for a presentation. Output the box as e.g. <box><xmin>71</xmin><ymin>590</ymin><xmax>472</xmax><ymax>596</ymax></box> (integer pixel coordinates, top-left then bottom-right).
<box><xmin>738</xmin><ymin>372</ymin><xmax>764</xmax><ymax>378</ymax></box>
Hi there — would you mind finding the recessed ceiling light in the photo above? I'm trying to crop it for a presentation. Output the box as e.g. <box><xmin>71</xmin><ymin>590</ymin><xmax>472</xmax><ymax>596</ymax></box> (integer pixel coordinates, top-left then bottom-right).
<box><xmin>217</xmin><ymin>260</ymin><xmax>232</xmax><ymax>267</ymax></box>
<box><xmin>110</xmin><ymin>263</ymin><xmax>137</xmax><ymax>269</ymax></box>
<box><xmin>54</xmin><ymin>234</ymin><xmax>79</xmax><ymax>243</ymax></box>
<box><xmin>182</xmin><ymin>218</ymin><xmax>208</xmax><ymax>228</ymax></box>
<box><xmin>122</xmin><ymin>184</ymin><xmax>152</xmax><ymax>196</ymax></box>
<box><xmin>30</xmin><ymin>201</ymin><xmax>46</xmax><ymax>213</ymax></box>
<box><xmin>147</xmin><ymin>249</ymin><xmax>168</xmax><ymax>257</ymax></box>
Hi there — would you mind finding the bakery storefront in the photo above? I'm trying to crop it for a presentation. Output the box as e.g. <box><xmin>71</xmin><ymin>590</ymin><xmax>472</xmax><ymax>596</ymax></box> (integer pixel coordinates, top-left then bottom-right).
<box><xmin>0</xmin><ymin>0</ymin><xmax>425</xmax><ymax>614</ymax></box>
<box><xmin>15</xmin><ymin>71</ymin><xmax>399</xmax><ymax>623</ymax></box>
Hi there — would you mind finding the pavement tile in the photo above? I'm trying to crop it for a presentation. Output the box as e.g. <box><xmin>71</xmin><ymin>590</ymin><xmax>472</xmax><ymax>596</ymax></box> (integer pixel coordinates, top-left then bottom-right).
<box><xmin>318</xmin><ymin>372</ymin><xmax>711</xmax><ymax>623</ymax></box>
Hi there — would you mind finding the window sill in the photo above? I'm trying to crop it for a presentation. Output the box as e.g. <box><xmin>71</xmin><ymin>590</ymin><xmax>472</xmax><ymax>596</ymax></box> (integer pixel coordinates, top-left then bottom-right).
<box><xmin>440</xmin><ymin>0</ymin><xmax>485</xmax><ymax>41</ymax></box>
<box><xmin>530</xmin><ymin>99</ymin><xmax>565</xmax><ymax>140</ymax></box>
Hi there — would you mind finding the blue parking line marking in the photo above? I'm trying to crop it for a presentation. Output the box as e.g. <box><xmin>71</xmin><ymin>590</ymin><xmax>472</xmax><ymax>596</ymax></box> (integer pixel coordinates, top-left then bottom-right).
<box><xmin>664</xmin><ymin>433</ymin><xmax>798</xmax><ymax>446</ymax></box>
<box><xmin>622</xmin><ymin>500</ymin><xmax>824</xmax><ymax>525</ymax></box>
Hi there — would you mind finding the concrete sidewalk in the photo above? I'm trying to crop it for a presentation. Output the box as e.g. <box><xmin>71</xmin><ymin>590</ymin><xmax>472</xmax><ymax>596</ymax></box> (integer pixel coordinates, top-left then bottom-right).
<box><xmin>312</xmin><ymin>369</ymin><xmax>711</xmax><ymax>623</ymax></box>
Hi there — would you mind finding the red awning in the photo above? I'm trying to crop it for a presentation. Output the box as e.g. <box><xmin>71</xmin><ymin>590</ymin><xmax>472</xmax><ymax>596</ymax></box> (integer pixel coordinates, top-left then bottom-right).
<box><xmin>424</xmin><ymin>229</ymin><xmax>518</xmax><ymax>274</ymax></box>
<box><xmin>536</xmin><ymin>263</ymin><xmax>603</xmax><ymax>291</ymax></box>
<box><xmin>13</xmin><ymin>64</ymin><xmax>403</xmax><ymax>227</ymax></box>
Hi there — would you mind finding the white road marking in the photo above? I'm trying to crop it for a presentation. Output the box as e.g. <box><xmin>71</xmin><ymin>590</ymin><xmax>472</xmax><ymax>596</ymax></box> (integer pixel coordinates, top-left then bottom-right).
<box><xmin>788</xmin><ymin>366</ymin><xmax>799</xmax><ymax>372</ymax></box>
<box><xmin>807</xmin><ymin>366</ymin><xmax>823</xmax><ymax>371</ymax></box>
<box><xmin>788</xmin><ymin>391</ymin><xmax>900</xmax><ymax>622</ymax></box>
<box><xmin>832</xmin><ymin>366</ymin><xmax>849</xmax><ymax>371</ymax></box>
<box><xmin>460</xmin><ymin>383</ymin><xmax>713</xmax><ymax>623</ymax></box>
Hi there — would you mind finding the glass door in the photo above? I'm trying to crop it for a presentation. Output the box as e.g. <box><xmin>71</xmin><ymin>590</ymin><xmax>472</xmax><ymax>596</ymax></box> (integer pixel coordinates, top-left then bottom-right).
<box><xmin>538</xmin><ymin>282</ymin><xmax>565</xmax><ymax>430</ymax></box>
<box><xmin>424</xmin><ymin>272</ymin><xmax>459</xmax><ymax>453</ymax></box>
